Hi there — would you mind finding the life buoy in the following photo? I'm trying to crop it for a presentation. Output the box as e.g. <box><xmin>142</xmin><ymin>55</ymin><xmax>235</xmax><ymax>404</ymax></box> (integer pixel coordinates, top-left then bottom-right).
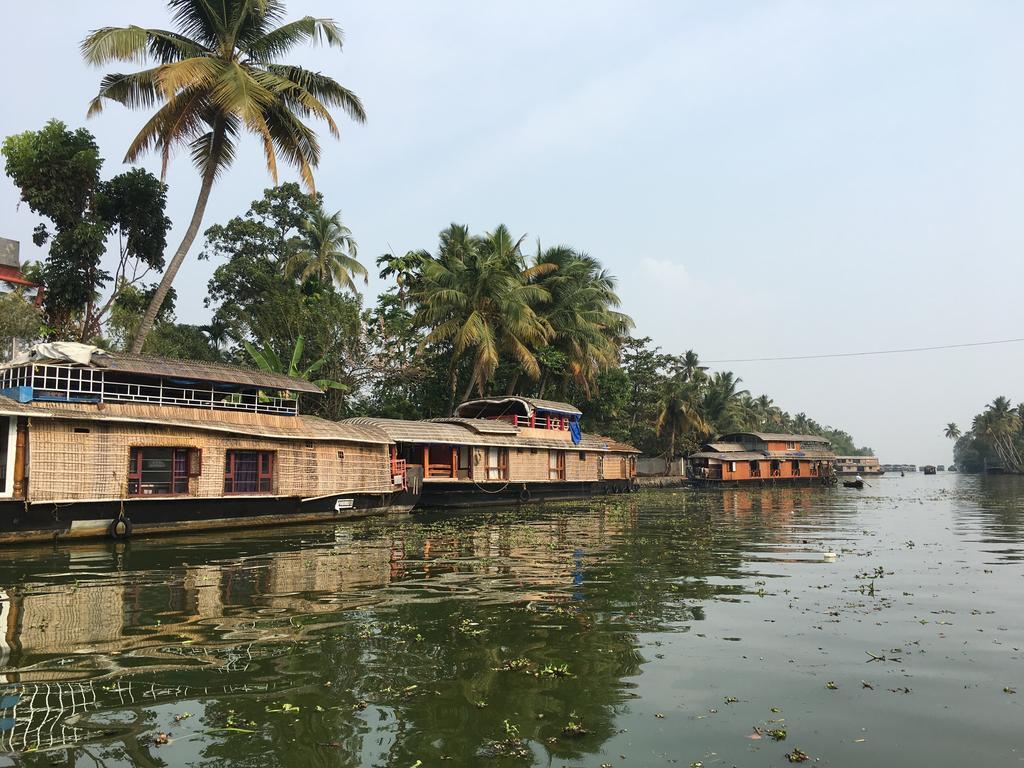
<box><xmin>518</xmin><ymin>485</ymin><xmax>531</xmax><ymax>503</ymax></box>
<box><xmin>108</xmin><ymin>516</ymin><xmax>132</xmax><ymax>539</ymax></box>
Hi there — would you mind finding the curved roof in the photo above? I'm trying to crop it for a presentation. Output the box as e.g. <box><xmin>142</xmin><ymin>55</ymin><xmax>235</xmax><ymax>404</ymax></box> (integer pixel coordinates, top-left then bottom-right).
<box><xmin>455</xmin><ymin>396</ymin><xmax>582</xmax><ymax>418</ymax></box>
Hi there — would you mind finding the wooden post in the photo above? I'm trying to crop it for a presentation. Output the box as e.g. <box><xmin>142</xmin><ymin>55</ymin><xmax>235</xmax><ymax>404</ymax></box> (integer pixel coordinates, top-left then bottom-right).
<box><xmin>12</xmin><ymin>418</ymin><xmax>27</xmax><ymax>499</ymax></box>
<box><xmin>422</xmin><ymin>445</ymin><xmax>429</xmax><ymax>476</ymax></box>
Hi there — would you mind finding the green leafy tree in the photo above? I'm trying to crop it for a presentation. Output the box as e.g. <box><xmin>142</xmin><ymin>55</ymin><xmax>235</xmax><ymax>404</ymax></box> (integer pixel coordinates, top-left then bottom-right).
<box><xmin>2</xmin><ymin>120</ymin><xmax>170</xmax><ymax>340</ymax></box>
<box><xmin>0</xmin><ymin>293</ymin><xmax>44</xmax><ymax>359</ymax></box>
<box><xmin>83</xmin><ymin>0</ymin><xmax>366</xmax><ymax>353</ymax></box>
<box><xmin>245</xmin><ymin>335</ymin><xmax>346</xmax><ymax>393</ymax></box>
<box><xmin>944</xmin><ymin>422</ymin><xmax>961</xmax><ymax>440</ymax></box>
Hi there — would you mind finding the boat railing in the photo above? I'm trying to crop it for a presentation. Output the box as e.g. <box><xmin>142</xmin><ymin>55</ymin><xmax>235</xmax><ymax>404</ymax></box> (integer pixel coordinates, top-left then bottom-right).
<box><xmin>487</xmin><ymin>414</ymin><xmax>570</xmax><ymax>431</ymax></box>
<box><xmin>0</xmin><ymin>363</ymin><xmax>298</xmax><ymax>415</ymax></box>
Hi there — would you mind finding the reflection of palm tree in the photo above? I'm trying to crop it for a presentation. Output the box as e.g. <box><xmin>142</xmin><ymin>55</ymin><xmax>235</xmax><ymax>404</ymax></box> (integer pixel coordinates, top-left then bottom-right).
<box><xmin>83</xmin><ymin>0</ymin><xmax>366</xmax><ymax>353</ymax></box>
<box><xmin>944</xmin><ymin>422</ymin><xmax>961</xmax><ymax>440</ymax></box>
<box><xmin>285</xmin><ymin>207</ymin><xmax>366</xmax><ymax>293</ymax></box>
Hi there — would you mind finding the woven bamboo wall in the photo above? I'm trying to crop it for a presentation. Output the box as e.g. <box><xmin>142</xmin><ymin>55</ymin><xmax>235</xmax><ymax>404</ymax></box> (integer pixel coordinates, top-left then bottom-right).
<box><xmin>27</xmin><ymin>418</ymin><xmax>393</xmax><ymax>502</ymax></box>
<box><xmin>567</xmin><ymin>451</ymin><xmax>601</xmax><ymax>481</ymax></box>
<box><xmin>603</xmin><ymin>454</ymin><xmax>630</xmax><ymax>479</ymax></box>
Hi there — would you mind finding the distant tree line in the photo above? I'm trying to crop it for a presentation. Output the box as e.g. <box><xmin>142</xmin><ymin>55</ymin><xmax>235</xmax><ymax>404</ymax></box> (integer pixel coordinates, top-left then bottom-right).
<box><xmin>947</xmin><ymin>398</ymin><xmax>1024</xmax><ymax>473</ymax></box>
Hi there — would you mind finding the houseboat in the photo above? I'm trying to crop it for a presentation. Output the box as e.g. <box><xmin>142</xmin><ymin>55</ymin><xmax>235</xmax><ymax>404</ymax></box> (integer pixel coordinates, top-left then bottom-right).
<box><xmin>348</xmin><ymin>396</ymin><xmax>639</xmax><ymax>507</ymax></box>
<box><xmin>687</xmin><ymin>431</ymin><xmax>835</xmax><ymax>486</ymax></box>
<box><xmin>0</xmin><ymin>343</ymin><xmax>418</xmax><ymax>543</ymax></box>
<box><xmin>833</xmin><ymin>456</ymin><xmax>884</xmax><ymax>476</ymax></box>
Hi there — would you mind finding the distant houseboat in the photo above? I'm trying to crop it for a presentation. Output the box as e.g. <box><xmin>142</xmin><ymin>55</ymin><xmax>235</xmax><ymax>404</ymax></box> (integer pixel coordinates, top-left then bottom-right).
<box><xmin>687</xmin><ymin>432</ymin><xmax>835</xmax><ymax>486</ymax></box>
<box><xmin>0</xmin><ymin>344</ymin><xmax>417</xmax><ymax>543</ymax></box>
<box><xmin>922</xmin><ymin>465</ymin><xmax>937</xmax><ymax>475</ymax></box>
<box><xmin>833</xmin><ymin>456</ymin><xmax>884</xmax><ymax>476</ymax></box>
<box><xmin>348</xmin><ymin>396</ymin><xmax>639</xmax><ymax>507</ymax></box>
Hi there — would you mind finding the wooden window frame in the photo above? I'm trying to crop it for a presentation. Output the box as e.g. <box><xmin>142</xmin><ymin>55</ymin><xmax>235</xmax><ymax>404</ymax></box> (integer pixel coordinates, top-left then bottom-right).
<box><xmin>485</xmin><ymin>447</ymin><xmax>509</xmax><ymax>481</ymax></box>
<box><xmin>548</xmin><ymin>450</ymin><xmax>566</xmax><ymax>481</ymax></box>
<box><xmin>790</xmin><ymin>459</ymin><xmax>801</xmax><ymax>477</ymax></box>
<box><xmin>128</xmin><ymin>446</ymin><xmax>198</xmax><ymax>496</ymax></box>
<box><xmin>224</xmin><ymin>449</ymin><xmax>275</xmax><ymax>494</ymax></box>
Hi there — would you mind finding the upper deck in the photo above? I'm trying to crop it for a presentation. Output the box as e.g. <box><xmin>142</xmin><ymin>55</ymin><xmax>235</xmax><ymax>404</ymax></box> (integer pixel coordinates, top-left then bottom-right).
<box><xmin>0</xmin><ymin>343</ymin><xmax>320</xmax><ymax>417</ymax></box>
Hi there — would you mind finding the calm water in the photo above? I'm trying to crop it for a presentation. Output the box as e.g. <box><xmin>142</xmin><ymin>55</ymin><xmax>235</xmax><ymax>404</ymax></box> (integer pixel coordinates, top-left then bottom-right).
<box><xmin>1</xmin><ymin>473</ymin><xmax>1022</xmax><ymax>767</ymax></box>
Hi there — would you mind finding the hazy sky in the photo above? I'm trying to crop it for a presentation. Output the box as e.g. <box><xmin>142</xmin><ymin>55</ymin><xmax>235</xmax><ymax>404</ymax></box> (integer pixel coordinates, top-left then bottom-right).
<box><xmin>2</xmin><ymin>1</ymin><xmax>1022</xmax><ymax>463</ymax></box>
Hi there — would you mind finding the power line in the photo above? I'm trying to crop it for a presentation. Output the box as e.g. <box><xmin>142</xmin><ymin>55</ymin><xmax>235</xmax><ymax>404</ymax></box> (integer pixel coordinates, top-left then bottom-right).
<box><xmin>703</xmin><ymin>337</ymin><xmax>1024</xmax><ymax>364</ymax></box>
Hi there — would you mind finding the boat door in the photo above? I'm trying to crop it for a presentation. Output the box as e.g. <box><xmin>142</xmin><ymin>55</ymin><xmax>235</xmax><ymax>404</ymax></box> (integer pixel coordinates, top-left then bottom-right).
<box><xmin>0</xmin><ymin>417</ymin><xmax>14</xmax><ymax>498</ymax></box>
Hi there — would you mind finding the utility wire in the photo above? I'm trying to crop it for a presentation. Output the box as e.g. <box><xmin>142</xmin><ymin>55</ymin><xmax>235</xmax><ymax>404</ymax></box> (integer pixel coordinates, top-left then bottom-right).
<box><xmin>703</xmin><ymin>337</ymin><xmax>1024</xmax><ymax>364</ymax></box>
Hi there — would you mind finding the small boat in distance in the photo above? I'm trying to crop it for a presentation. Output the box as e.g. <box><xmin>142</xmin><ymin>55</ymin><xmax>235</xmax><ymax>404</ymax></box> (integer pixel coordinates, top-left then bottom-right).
<box><xmin>922</xmin><ymin>465</ymin><xmax>937</xmax><ymax>475</ymax></box>
<box><xmin>843</xmin><ymin>479</ymin><xmax>864</xmax><ymax>489</ymax></box>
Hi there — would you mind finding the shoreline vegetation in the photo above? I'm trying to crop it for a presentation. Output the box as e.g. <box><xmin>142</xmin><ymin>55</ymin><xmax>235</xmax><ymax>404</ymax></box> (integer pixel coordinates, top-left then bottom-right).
<box><xmin>1</xmin><ymin>0</ymin><xmax>872</xmax><ymax>461</ymax></box>
<box><xmin>948</xmin><ymin>398</ymin><xmax>1024</xmax><ymax>474</ymax></box>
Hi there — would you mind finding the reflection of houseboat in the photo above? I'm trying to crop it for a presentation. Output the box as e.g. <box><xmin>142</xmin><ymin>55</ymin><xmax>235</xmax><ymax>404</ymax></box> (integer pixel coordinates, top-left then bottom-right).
<box><xmin>349</xmin><ymin>396</ymin><xmax>639</xmax><ymax>507</ymax></box>
<box><xmin>687</xmin><ymin>432</ymin><xmax>835</xmax><ymax>486</ymax></box>
<box><xmin>0</xmin><ymin>344</ymin><xmax>418</xmax><ymax>543</ymax></box>
<box><xmin>833</xmin><ymin>456</ymin><xmax>884</xmax><ymax>476</ymax></box>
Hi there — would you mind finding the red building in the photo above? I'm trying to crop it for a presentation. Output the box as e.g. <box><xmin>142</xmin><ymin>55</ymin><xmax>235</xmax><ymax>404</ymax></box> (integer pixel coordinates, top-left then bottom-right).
<box><xmin>0</xmin><ymin>238</ymin><xmax>43</xmax><ymax>306</ymax></box>
<box><xmin>688</xmin><ymin>431</ymin><xmax>835</xmax><ymax>485</ymax></box>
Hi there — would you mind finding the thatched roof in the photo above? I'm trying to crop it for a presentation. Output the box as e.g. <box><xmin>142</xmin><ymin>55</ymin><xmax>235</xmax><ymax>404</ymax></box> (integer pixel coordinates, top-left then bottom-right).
<box><xmin>1</xmin><ymin>397</ymin><xmax>390</xmax><ymax>444</ymax></box>
<box><xmin>719</xmin><ymin>431</ymin><xmax>831</xmax><ymax>444</ymax></box>
<box><xmin>346</xmin><ymin>416</ymin><xmax>634</xmax><ymax>452</ymax></box>
<box><xmin>691</xmin><ymin>451</ymin><xmax>767</xmax><ymax>461</ymax></box>
<box><xmin>95</xmin><ymin>351</ymin><xmax>322</xmax><ymax>394</ymax></box>
<box><xmin>426</xmin><ymin>417</ymin><xmax>519</xmax><ymax>434</ymax></box>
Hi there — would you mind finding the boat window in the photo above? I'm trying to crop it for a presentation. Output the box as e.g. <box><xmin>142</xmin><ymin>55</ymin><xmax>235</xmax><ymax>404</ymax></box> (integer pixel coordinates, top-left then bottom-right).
<box><xmin>484</xmin><ymin>448</ymin><xmax>508</xmax><ymax>481</ymax></box>
<box><xmin>128</xmin><ymin>447</ymin><xmax>196</xmax><ymax>495</ymax></box>
<box><xmin>548</xmin><ymin>450</ymin><xmax>566</xmax><ymax>480</ymax></box>
<box><xmin>224</xmin><ymin>450</ymin><xmax>275</xmax><ymax>494</ymax></box>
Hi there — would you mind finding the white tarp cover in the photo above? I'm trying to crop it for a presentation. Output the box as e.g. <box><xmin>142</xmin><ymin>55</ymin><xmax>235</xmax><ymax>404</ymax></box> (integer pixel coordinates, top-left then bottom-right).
<box><xmin>7</xmin><ymin>342</ymin><xmax>109</xmax><ymax>367</ymax></box>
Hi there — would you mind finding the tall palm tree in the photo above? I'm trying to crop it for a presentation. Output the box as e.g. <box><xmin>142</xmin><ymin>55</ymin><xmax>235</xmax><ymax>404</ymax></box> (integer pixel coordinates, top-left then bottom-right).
<box><xmin>700</xmin><ymin>371</ymin><xmax>749</xmax><ymax>434</ymax></box>
<box><xmin>655</xmin><ymin>384</ymin><xmax>710</xmax><ymax>459</ymax></box>
<box><xmin>413</xmin><ymin>224</ymin><xmax>552</xmax><ymax>403</ymax></box>
<box><xmin>530</xmin><ymin>245</ymin><xmax>632</xmax><ymax>397</ymax></box>
<box><xmin>944</xmin><ymin>422</ymin><xmax>961</xmax><ymax>440</ymax></box>
<box><xmin>83</xmin><ymin>0</ymin><xmax>366</xmax><ymax>353</ymax></box>
<box><xmin>285</xmin><ymin>206</ymin><xmax>365</xmax><ymax>292</ymax></box>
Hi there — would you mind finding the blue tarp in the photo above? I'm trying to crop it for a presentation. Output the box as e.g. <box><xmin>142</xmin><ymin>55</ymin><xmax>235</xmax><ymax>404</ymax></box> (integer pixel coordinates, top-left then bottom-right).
<box><xmin>569</xmin><ymin>420</ymin><xmax>582</xmax><ymax>445</ymax></box>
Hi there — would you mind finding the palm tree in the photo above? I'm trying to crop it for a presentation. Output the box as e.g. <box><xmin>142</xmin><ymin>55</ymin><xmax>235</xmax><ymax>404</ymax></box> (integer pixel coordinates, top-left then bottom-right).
<box><xmin>700</xmin><ymin>371</ymin><xmax>749</xmax><ymax>434</ymax></box>
<box><xmin>944</xmin><ymin>422</ymin><xmax>961</xmax><ymax>440</ymax></box>
<box><xmin>377</xmin><ymin>249</ymin><xmax>428</xmax><ymax>303</ymax></box>
<box><xmin>655</xmin><ymin>384</ymin><xmax>710</xmax><ymax>459</ymax></box>
<box><xmin>530</xmin><ymin>245</ymin><xmax>633</xmax><ymax>397</ymax></box>
<box><xmin>413</xmin><ymin>224</ymin><xmax>552</xmax><ymax>403</ymax></box>
<box><xmin>285</xmin><ymin>206</ymin><xmax>365</xmax><ymax>292</ymax></box>
<box><xmin>83</xmin><ymin>0</ymin><xmax>366</xmax><ymax>353</ymax></box>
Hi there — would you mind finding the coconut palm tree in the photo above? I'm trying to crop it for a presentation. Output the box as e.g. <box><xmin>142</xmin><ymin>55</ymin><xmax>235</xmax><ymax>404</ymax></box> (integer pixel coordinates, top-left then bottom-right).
<box><xmin>413</xmin><ymin>224</ymin><xmax>552</xmax><ymax>403</ymax></box>
<box><xmin>655</xmin><ymin>384</ymin><xmax>710</xmax><ymax>459</ymax></box>
<box><xmin>83</xmin><ymin>0</ymin><xmax>366</xmax><ymax>353</ymax></box>
<box><xmin>700</xmin><ymin>371</ymin><xmax>749</xmax><ymax>434</ymax></box>
<box><xmin>285</xmin><ymin>206</ymin><xmax>365</xmax><ymax>292</ymax></box>
<box><xmin>944</xmin><ymin>422</ymin><xmax>961</xmax><ymax>440</ymax></box>
<box><xmin>529</xmin><ymin>245</ymin><xmax>633</xmax><ymax>397</ymax></box>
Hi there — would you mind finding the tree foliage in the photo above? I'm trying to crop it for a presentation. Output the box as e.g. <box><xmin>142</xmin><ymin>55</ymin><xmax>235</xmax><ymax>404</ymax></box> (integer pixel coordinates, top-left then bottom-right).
<box><xmin>1</xmin><ymin>119</ymin><xmax>169</xmax><ymax>340</ymax></box>
<box><xmin>82</xmin><ymin>0</ymin><xmax>367</xmax><ymax>352</ymax></box>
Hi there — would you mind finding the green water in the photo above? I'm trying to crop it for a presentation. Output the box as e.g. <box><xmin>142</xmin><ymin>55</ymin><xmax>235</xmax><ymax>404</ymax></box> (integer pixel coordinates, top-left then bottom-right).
<box><xmin>1</xmin><ymin>473</ymin><xmax>1022</xmax><ymax>767</ymax></box>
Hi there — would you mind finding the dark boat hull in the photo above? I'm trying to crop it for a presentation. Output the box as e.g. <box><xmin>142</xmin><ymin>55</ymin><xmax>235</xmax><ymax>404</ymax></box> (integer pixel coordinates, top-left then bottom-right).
<box><xmin>417</xmin><ymin>479</ymin><xmax>634</xmax><ymax>509</ymax></box>
<box><xmin>843</xmin><ymin>480</ymin><xmax>864</xmax><ymax>489</ymax></box>
<box><xmin>0</xmin><ymin>488</ymin><xmax>420</xmax><ymax>544</ymax></box>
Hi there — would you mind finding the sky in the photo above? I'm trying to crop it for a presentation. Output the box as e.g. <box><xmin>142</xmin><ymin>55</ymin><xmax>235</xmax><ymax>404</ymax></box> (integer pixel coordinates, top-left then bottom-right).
<box><xmin>2</xmin><ymin>1</ymin><xmax>1022</xmax><ymax>464</ymax></box>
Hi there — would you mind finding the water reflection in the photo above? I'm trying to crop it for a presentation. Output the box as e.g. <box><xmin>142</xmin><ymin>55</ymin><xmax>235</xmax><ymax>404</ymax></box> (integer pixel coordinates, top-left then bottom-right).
<box><xmin>1</xmin><ymin>475</ymin><xmax>1023</xmax><ymax>767</ymax></box>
